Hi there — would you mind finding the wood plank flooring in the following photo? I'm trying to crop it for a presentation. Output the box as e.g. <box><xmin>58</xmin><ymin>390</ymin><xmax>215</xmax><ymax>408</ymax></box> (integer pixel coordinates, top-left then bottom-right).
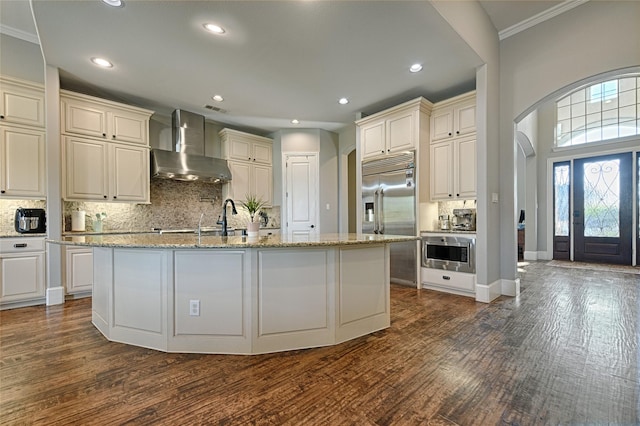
<box><xmin>1</xmin><ymin>261</ymin><xmax>638</xmax><ymax>425</ymax></box>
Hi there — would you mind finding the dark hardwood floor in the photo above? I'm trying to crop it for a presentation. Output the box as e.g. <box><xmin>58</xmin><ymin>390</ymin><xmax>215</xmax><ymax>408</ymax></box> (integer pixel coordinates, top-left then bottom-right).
<box><xmin>1</xmin><ymin>261</ymin><xmax>638</xmax><ymax>425</ymax></box>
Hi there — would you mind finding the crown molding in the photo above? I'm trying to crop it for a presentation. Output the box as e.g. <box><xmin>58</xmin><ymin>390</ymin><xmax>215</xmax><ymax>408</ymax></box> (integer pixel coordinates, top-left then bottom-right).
<box><xmin>0</xmin><ymin>24</ymin><xmax>39</xmax><ymax>45</ymax></box>
<box><xmin>499</xmin><ymin>0</ymin><xmax>589</xmax><ymax>41</ymax></box>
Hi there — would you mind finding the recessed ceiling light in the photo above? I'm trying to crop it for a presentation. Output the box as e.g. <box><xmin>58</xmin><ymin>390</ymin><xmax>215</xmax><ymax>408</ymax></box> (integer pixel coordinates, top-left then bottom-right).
<box><xmin>291</xmin><ymin>119</ymin><xmax>300</xmax><ymax>124</ymax></box>
<box><xmin>91</xmin><ymin>57</ymin><xmax>113</xmax><ymax>68</ymax></box>
<box><xmin>409</xmin><ymin>63</ymin><xmax>423</xmax><ymax>73</ymax></box>
<box><xmin>212</xmin><ymin>95</ymin><xmax>224</xmax><ymax>102</ymax></box>
<box><xmin>338</xmin><ymin>98</ymin><xmax>349</xmax><ymax>105</ymax></box>
<box><xmin>203</xmin><ymin>23</ymin><xmax>225</xmax><ymax>34</ymax></box>
<box><xmin>102</xmin><ymin>0</ymin><xmax>124</xmax><ymax>7</ymax></box>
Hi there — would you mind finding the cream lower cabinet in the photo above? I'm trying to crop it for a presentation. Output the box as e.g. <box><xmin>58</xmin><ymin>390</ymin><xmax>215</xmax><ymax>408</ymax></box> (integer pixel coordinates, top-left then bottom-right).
<box><xmin>430</xmin><ymin>135</ymin><xmax>476</xmax><ymax>201</ymax></box>
<box><xmin>0</xmin><ymin>125</ymin><xmax>46</xmax><ymax>199</ymax></box>
<box><xmin>64</xmin><ymin>136</ymin><xmax>149</xmax><ymax>202</ymax></box>
<box><xmin>64</xmin><ymin>246</ymin><xmax>93</xmax><ymax>295</ymax></box>
<box><xmin>0</xmin><ymin>238</ymin><xmax>45</xmax><ymax>306</ymax></box>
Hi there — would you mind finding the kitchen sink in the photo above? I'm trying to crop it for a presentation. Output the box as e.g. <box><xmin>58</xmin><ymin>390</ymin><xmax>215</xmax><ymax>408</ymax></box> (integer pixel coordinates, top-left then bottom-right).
<box><xmin>153</xmin><ymin>227</ymin><xmax>236</xmax><ymax>236</ymax></box>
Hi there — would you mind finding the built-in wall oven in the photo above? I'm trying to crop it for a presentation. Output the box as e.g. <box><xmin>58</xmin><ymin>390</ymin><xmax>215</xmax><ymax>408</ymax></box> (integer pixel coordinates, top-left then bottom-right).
<box><xmin>422</xmin><ymin>235</ymin><xmax>476</xmax><ymax>274</ymax></box>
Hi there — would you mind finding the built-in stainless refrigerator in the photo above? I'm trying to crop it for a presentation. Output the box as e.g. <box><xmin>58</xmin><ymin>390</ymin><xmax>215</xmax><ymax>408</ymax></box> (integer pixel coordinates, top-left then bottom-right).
<box><xmin>362</xmin><ymin>151</ymin><xmax>416</xmax><ymax>286</ymax></box>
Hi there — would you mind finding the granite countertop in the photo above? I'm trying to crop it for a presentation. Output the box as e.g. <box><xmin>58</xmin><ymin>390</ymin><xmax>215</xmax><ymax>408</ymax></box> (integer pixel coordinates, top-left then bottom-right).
<box><xmin>49</xmin><ymin>233</ymin><xmax>418</xmax><ymax>249</ymax></box>
<box><xmin>0</xmin><ymin>232</ymin><xmax>47</xmax><ymax>238</ymax></box>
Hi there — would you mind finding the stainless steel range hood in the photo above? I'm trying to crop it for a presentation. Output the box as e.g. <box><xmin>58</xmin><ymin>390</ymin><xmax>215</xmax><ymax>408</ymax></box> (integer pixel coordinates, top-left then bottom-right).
<box><xmin>150</xmin><ymin>109</ymin><xmax>232</xmax><ymax>183</ymax></box>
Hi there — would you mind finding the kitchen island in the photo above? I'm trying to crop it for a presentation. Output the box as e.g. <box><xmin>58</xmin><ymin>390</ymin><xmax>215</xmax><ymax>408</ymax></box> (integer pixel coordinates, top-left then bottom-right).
<box><xmin>49</xmin><ymin>233</ymin><xmax>416</xmax><ymax>354</ymax></box>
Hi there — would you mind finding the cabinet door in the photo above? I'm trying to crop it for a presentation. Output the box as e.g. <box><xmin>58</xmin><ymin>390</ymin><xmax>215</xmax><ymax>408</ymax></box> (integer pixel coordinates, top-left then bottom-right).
<box><xmin>0</xmin><ymin>82</ymin><xmax>45</xmax><ymax>127</ymax></box>
<box><xmin>361</xmin><ymin>120</ymin><xmax>385</xmax><ymax>158</ymax></box>
<box><xmin>109</xmin><ymin>109</ymin><xmax>148</xmax><ymax>145</ymax></box>
<box><xmin>226</xmin><ymin>138</ymin><xmax>252</xmax><ymax>162</ymax></box>
<box><xmin>253</xmin><ymin>164</ymin><xmax>273</xmax><ymax>207</ymax></box>
<box><xmin>455</xmin><ymin>137</ymin><xmax>476</xmax><ymax>199</ymax></box>
<box><xmin>430</xmin><ymin>142</ymin><xmax>453</xmax><ymax>201</ymax></box>
<box><xmin>66</xmin><ymin>248</ymin><xmax>93</xmax><ymax>294</ymax></box>
<box><xmin>112</xmin><ymin>144</ymin><xmax>149</xmax><ymax>202</ymax></box>
<box><xmin>431</xmin><ymin>108</ymin><xmax>453</xmax><ymax>142</ymax></box>
<box><xmin>63</xmin><ymin>99</ymin><xmax>108</xmax><ymax>139</ymax></box>
<box><xmin>0</xmin><ymin>126</ymin><xmax>45</xmax><ymax>198</ymax></box>
<box><xmin>387</xmin><ymin>111</ymin><xmax>414</xmax><ymax>153</ymax></box>
<box><xmin>0</xmin><ymin>253</ymin><xmax>45</xmax><ymax>302</ymax></box>
<box><xmin>455</xmin><ymin>102</ymin><xmax>476</xmax><ymax>137</ymax></box>
<box><xmin>224</xmin><ymin>160</ymin><xmax>251</xmax><ymax>201</ymax></box>
<box><xmin>65</xmin><ymin>137</ymin><xmax>108</xmax><ymax>200</ymax></box>
<box><xmin>252</xmin><ymin>141</ymin><xmax>272</xmax><ymax>165</ymax></box>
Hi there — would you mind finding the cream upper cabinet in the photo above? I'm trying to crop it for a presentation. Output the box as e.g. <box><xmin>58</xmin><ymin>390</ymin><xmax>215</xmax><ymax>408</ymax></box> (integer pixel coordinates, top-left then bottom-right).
<box><xmin>357</xmin><ymin>97</ymin><xmax>432</xmax><ymax>160</ymax></box>
<box><xmin>61</xmin><ymin>91</ymin><xmax>152</xmax><ymax>203</ymax></box>
<box><xmin>430</xmin><ymin>135</ymin><xmax>476</xmax><ymax>201</ymax></box>
<box><xmin>61</xmin><ymin>91</ymin><xmax>152</xmax><ymax>145</ymax></box>
<box><xmin>0</xmin><ymin>125</ymin><xmax>46</xmax><ymax>199</ymax></box>
<box><xmin>221</xmin><ymin>128</ymin><xmax>272</xmax><ymax>165</ymax></box>
<box><xmin>0</xmin><ymin>76</ymin><xmax>45</xmax><ymax>128</ymax></box>
<box><xmin>64</xmin><ymin>136</ymin><xmax>149</xmax><ymax>202</ymax></box>
<box><xmin>220</xmin><ymin>128</ymin><xmax>273</xmax><ymax>206</ymax></box>
<box><xmin>430</xmin><ymin>91</ymin><xmax>476</xmax><ymax>142</ymax></box>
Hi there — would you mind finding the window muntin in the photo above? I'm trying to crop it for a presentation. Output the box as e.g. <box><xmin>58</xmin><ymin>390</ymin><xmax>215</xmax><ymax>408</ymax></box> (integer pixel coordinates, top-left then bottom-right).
<box><xmin>556</xmin><ymin>76</ymin><xmax>640</xmax><ymax>147</ymax></box>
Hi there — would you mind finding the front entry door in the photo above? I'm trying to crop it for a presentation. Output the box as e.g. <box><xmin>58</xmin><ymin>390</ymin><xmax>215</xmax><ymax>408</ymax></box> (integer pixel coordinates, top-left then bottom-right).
<box><xmin>573</xmin><ymin>153</ymin><xmax>633</xmax><ymax>264</ymax></box>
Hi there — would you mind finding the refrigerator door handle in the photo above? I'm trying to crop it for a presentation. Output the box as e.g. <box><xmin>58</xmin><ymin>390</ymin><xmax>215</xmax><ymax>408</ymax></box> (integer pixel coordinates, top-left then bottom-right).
<box><xmin>373</xmin><ymin>190</ymin><xmax>379</xmax><ymax>234</ymax></box>
<box><xmin>379</xmin><ymin>189</ymin><xmax>385</xmax><ymax>234</ymax></box>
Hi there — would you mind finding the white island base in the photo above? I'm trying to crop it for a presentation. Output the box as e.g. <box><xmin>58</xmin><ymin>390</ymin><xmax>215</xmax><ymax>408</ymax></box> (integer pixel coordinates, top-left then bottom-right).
<box><xmin>91</xmin><ymin>244</ymin><xmax>390</xmax><ymax>354</ymax></box>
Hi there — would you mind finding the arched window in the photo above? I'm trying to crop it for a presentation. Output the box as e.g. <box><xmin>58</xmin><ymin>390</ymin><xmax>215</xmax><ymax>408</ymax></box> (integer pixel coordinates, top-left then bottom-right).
<box><xmin>556</xmin><ymin>75</ymin><xmax>639</xmax><ymax>147</ymax></box>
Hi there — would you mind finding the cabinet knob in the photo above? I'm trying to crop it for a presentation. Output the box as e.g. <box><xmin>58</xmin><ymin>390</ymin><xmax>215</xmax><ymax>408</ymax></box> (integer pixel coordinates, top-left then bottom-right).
<box><xmin>103</xmin><ymin>195</ymin><xmax>107</xmax><ymax>199</ymax></box>
<box><xmin>387</xmin><ymin>149</ymin><xmax>390</xmax><ymax>152</ymax></box>
<box><xmin>113</xmin><ymin>196</ymin><xmax>117</xmax><ymax>199</ymax></box>
<box><xmin>456</xmin><ymin>131</ymin><xmax>460</xmax><ymax>134</ymax></box>
<box><xmin>448</xmin><ymin>132</ymin><xmax>452</xmax><ymax>136</ymax></box>
<box><xmin>112</xmin><ymin>135</ymin><xmax>116</xmax><ymax>139</ymax></box>
<box><xmin>0</xmin><ymin>115</ymin><xmax>4</xmax><ymax>119</ymax></box>
<box><xmin>310</xmin><ymin>224</ymin><xmax>315</xmax><ymax>229</ymax></box>
<box><xmin>1</xmin><ymin>190</ymin><xmax>5</xmax><ymax>194</ymax></box>
<box><xmin>248</xmin><ymin>157</ymin><xmax>251</xmax><ymax>160</ymax></box>
<box><xmin>381</xmin><ymin>150</ymin><xmax>384</xmax><ymax>154</ymax></box>
<box><xmin>448</xmin><ymin>194</ymin><xmax>452</xmax><ymax>197</ymax></box>
<box><xmin>456</xmin><ymin>193</ymin><xmax>460</xmax><ymax>197</ymax></box>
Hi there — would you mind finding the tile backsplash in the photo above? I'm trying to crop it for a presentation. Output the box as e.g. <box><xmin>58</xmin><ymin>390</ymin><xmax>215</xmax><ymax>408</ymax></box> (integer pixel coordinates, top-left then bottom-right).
<box><xmin>62</xmin><ymin>179</ymin><xmax>280</xmax><ymax>232</ymax></box>
<box><xmin>438</xmin><ymin>199</ymin><xmax>477</xmax><ymax>219</ymax></box>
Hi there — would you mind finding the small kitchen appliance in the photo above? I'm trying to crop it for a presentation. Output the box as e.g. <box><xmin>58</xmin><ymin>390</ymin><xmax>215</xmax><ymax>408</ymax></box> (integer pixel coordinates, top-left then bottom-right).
<box><xmin>15</xmin><ymin>208</ymin><xmax>46</xmax><ymax>234</ymax></box>
<box><xmin>452</xmin><ymin>208</ymin><xmax>476</xmax><ymax>231</ymax></box>
<box><xmin>439</xmin><ymin>215</ymin><xmax>450</xmax><ymax>230</ymax></box>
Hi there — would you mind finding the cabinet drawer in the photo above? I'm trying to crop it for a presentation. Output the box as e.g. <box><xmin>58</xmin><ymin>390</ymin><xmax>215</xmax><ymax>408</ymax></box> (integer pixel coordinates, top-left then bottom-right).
<box><xmin>421</xmin><ymin>267</ymin><xmax>475</xmax><ymax>292</ymax></box>
<box><xmin>1</xmin><ymin>238</ymin><xmax>45</xmax><ymax>253</ymax></box>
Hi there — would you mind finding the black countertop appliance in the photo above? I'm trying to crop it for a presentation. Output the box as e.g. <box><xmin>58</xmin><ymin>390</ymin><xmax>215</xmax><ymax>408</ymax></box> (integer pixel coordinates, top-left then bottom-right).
<box><xmin>14</xmin><ymin>208</ymin><xmax>46</xmax><ymax>234</ymax></box>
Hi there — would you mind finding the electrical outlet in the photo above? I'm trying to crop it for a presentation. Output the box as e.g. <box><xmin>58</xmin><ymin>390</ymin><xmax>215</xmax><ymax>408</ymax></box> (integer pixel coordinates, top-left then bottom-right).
<box><xmin>189</xmin><ymin>299</ymin><xmax>200</xmax><ymax>316</ymax></box>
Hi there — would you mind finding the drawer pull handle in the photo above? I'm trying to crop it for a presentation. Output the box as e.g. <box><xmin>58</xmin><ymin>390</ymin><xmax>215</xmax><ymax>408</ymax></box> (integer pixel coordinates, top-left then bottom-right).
<box><xmin>14</xmin><ymin>243</ymin><xmax>28</xmax><ymax>248</ymax></box>
<box><xmin>442</xmin><ymin>275</ymin><xmax>451</xmax><ymax>280</ymax></box>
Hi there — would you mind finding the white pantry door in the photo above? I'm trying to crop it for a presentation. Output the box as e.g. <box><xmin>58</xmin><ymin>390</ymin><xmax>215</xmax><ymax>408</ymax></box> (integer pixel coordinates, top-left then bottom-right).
<box><xmin>284</xmin><ymin>153</ymin><xmax>318</xmax><ymax>239</ymax></box>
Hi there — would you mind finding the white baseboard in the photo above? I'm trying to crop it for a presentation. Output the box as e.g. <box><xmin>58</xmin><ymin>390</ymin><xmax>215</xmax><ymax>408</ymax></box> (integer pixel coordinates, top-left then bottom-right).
<box><xmin>46</xmin><ymin>286</ymin><xmax>65</xmax><ymax>306</ymax></box>
<box><xmin>501</xmin><ymin>278</ymin><xmax>521</xmax><ymax>297</ymax></box>
<box><xmin>475</xmin><ymin>279</ymin><xmax>501</xmax><ymax>303</ymax></box>
<box><xmin>538</xmin><ymin>250</ymin><xmax>552</xmax><ymax>260</ymax></box>
<box><xmin>523</xmin><ymin>251</ymin><xmax>538</xmax><ymax>261</ymax></box>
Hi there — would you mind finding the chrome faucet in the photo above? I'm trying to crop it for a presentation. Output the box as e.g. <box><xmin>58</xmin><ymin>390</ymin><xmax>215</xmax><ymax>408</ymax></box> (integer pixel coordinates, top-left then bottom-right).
<box><xmin>217</xmin><ymin>198</ymin><xmax>237</xmax><ymax>236</ymax></box>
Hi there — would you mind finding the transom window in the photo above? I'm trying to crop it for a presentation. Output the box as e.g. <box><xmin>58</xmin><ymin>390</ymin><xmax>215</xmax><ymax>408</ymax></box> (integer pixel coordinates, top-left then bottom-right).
<box><xmin>556</xmin><ymin>75</ymin><xmax>640</xmax><ymax>147</ymax></box>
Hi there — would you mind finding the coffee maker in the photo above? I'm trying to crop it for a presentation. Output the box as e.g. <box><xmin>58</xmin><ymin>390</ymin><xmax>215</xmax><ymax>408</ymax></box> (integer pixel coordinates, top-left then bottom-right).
<box><xmin>452</xmin><ymin>208</ymin><xmax>476</xmax><ymax>231</ymax></box>
<box><xmin>14</xmin><ymin>208</ymin><xmax>46</xmax><ymax>234</ymax></box>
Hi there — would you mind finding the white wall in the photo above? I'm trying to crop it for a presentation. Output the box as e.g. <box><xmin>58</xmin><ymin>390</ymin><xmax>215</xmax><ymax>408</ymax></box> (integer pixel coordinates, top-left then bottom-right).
<box><xmin>501</xmin><ymin>0</ymin><xmax>640</xmax><ymax>257</ymax></box>
<box><xmin>0</xmin><ymin>34</ymin><xmax>44</xmax><ymax>83</ymax></box>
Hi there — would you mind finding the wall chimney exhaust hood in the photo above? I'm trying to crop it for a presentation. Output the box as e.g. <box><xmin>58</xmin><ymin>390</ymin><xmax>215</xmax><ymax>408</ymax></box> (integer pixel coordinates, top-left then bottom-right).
<box><xmin>150</xmin><ymin>109</ymin><xmax>232</xmax><ymax>183</ymax></box>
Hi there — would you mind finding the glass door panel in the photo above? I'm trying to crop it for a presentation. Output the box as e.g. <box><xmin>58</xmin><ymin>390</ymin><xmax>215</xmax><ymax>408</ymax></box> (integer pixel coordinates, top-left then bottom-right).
<box><xmin>574</xmin><ymin>153</ymin><xmax>632</xmax><ymax>264</ymax></box>
<box><xmin>553</xmin><ymin>162</ymin><xmax>571</xmax><ymax>260</ymax></box>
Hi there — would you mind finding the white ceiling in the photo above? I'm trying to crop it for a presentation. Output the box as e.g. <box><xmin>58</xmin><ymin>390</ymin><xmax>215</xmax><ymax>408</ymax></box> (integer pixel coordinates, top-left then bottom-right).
<box><xmin>0</xmin><ymin>0</ymin><xmax>573</xmax><ymax>134</ymax></box>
